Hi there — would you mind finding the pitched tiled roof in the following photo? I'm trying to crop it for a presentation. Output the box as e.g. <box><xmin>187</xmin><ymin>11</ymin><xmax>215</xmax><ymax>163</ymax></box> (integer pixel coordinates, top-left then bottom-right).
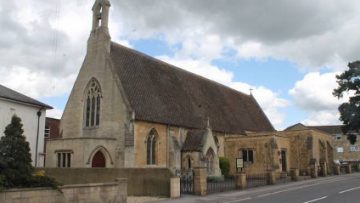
<box><xmin>110</xmin><ymin>42</ymin><xmax>274</xmax><ymax>134</ymax></box>
<box><xmin>0</xmin><ymin>84</ymin><xmax>52</xmax><ymax>109</ymax></box>
<box><xmin>308</xmin><ymin>125</ymin><xmax>343</xmax><ymax>135</ymax></box>
<box><xmin>182</xmin><ymin>130</ymin><xmax>206</xmax><ymax>152</ymax></box>
<box><xmin>285</xmin><ymin>123</ymin><xmax>344</xmax><ymax>135</ymax></box>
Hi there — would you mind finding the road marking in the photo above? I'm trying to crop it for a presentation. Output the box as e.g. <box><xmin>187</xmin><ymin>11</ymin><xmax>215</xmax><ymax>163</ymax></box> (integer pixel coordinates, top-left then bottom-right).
<box><xmin>223</xmin><ymin>197</ymin><xmax>252</xmax><ymax>203</ymax></box>
<box><xmin>254</xmin><ymin>178</ymin><xmax>345</xmax><ymax>198</ymax></box>
<box><xmin>303</xmin><ymin>196</ymin><xmax>327</xmax><ymax>203</ymax></box>
<box><xmin>339</xmin><ymin>186</ymin><xmax>360</xmax><ymax>194</ymax></box>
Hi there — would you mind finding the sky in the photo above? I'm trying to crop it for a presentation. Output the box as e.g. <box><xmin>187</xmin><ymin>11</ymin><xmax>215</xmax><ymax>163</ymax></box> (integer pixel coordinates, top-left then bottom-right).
<box><xmin>1</xmin><ymin>0</ymin><xmax>359</xmax><ymax>130</ymax></box>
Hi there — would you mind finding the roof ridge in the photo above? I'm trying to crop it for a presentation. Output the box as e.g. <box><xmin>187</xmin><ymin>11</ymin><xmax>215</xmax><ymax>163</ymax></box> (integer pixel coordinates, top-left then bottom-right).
<box><xmin>110</xmin><ymin>41</ymin><xmax>251</xmax><ymax>98</ymax></box>
<box><xmin>0</xmin><ymin>84</ymin><xmax>52</xmax><ymax>109</ymax></box>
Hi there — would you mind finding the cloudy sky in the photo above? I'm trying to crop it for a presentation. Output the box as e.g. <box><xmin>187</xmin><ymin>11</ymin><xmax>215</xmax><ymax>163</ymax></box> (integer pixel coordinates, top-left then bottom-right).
<box><xmin>1</xmin><ymin>0</ymin><xmax>359</xmax><ymax>130</ymax></box>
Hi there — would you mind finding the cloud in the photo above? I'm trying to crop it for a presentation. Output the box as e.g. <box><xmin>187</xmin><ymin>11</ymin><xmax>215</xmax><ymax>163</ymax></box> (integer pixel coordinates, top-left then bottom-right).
<box><xmin>289</xmin><ymin>72</ymin><xmax>348</xmax><ymax>125</ymax></box>
<box><xmin>231</xmin><ymin>82</ymin><xmax>290</xmax><ymax>129</ymax></box>
<box><xmin>2</xmin><ymin>0</ymin><xmax>358</xmax><ymax>129</ymax></box>
<box><xmin>0</xmin><ymin>66</ymin><xmax>76</xmax><ymax>99</ymax></box>
<box><xmin>113</xmin><ymin>0</ymin><xmax>360</xmax><ymax>71</ymax></box>
<box><xmin>0</xmin><ymin>0</ymin><xmax>130</xmax><ymax>100</ymax></box>
<box><xmin>46</xmin><ymin>108</ymin><xmax>63</xmax><ymax>119</ymax></box>
<box><xmin>289</xmin><ymin>72</ymin><xmax>344</xmax><ymax>111</ymax></box>
<box><xmin>302</xmin><ymin>111</ymin><xmax>341</xmax><ymax>126</ymax></box>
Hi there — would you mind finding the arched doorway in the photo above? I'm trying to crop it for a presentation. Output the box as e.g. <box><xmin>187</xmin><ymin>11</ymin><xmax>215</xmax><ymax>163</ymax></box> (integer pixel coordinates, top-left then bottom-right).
<box><xmin>92</xmin><ymin>151</ymin><xmax>106</xmax><ymax>167</ymax></box>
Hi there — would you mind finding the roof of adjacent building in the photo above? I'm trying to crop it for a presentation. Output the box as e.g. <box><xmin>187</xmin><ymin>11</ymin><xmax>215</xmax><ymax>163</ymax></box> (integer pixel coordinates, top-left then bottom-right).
<box><xmin>182</xmin><ymin>130</ymin><xmax>207</xmax><ymax>152</ymax></box>
<box><xmin>0</xmin><ymin>84</ymin><xmax>52</xmax><ymax>109</ymax></box>
<box><xmin>110</xmin><ymin>42</ymin><xmax>274</xmax><ymax>134</ymax></box>
<box><xmin>285</xmin><ymin>123</ymin><xmax>344</xmax><ymax>135</ymax></box>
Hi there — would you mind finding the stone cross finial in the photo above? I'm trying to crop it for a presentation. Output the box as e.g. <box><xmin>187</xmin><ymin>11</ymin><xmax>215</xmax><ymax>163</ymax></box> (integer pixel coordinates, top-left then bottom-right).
<box><xmin>249</xmin><ymin>88</ymin><xmax>253</xmax><ymax>95</ymax></box>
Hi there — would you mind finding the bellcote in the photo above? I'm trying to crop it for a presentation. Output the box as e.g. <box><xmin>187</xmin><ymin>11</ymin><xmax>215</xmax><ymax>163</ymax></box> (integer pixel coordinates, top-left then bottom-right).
<box><xmin>92</xmin><ymin>0</ymin><xmax>111</xmax><ymax>31</ymax></box>
<box><xmin>88</xmin><ymin>0</ymin><xmax>111</xmax><ymax>53</ymax></box>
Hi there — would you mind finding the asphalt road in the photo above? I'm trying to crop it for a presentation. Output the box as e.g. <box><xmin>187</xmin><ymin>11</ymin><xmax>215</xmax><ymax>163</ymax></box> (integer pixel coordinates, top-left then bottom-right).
<box><xmin>161</xmin><ymin>173</ymin><xmax>360</xmax><ymax>203</ymax></box>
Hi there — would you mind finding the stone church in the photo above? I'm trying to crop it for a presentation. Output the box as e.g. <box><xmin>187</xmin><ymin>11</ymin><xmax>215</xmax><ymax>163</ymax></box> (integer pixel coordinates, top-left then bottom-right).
<box><xmin>46</xmin><ymin>0</ymin><xmax>274</xmax><ymax>177</ymax></box>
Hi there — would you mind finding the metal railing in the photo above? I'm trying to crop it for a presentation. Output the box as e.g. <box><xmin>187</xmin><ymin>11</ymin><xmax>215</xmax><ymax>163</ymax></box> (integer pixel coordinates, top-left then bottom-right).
<box><xmin>207</xmin><ymin>177</ymin><xmax>236</xmax><ymax>194</ymax></box>
<box><xmin>247</xmin><ymin>173</ymin><xmax>267</xmax><ymax>188</ymax></box>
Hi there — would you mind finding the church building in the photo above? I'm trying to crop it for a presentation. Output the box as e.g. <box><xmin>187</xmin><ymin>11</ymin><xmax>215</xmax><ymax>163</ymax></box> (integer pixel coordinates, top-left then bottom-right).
<box><xmin>45</xmin><ymin>0</ymin><xmax>274</xmax><ymax>177</ymax></box>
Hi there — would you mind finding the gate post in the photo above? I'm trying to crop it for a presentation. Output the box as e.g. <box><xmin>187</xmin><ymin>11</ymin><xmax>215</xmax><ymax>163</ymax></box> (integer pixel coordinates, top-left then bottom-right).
<box><xmin>266</xmin><ymin>170</ymin><xmax>276</xmax><ymax>185</ymax></box>
<box><xmin>170</xmin><ymin>177</ymin><xmax>180</xmax><ymax>198</ymax></box>
<box><xmin>320</xmin><ymin>162</ymin><xmax>327</xmax><ymax>177</ymax></box>
<box><xmin>290</xmin><ymin>168</ymin><xmax>299</xmax><ymax>181</ymax></box>
<box><xmin>193</xmin><ymin>167</ymin><xmax>207</xmax><ymax>196</ymax></box>
<box><xmin>310</xmin><ymin>164</ymin><xmax>318</xmax><ymax>178</ymax></box>
<box><xmin>235</xmin><ymin>173</ymin><xmax>247</xmax><ymax>189</ymax></box>
<box><xmin>334</xmin><ymin>165</ymin><xmax>341</xmax><ymax>175</ymax></box>
<box><xmin>345</xmin><ymin>164</ymin><xmax>352</xmax><ymax>174</ymax></box>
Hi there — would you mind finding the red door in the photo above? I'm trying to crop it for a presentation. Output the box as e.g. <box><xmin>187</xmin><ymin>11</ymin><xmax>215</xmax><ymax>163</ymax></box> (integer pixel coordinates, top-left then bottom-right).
<box><xmin>92</xmin><ymin>151</ymin><xmax>106</xmax><ymax>167</ymax></box>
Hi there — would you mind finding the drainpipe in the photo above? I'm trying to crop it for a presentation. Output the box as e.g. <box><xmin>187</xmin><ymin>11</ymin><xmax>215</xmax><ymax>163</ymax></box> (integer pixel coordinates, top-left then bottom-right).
<box><xmin>35</xmin><ymin>109</ymin><xmax>42</xmax><ymax>167</ymax></box>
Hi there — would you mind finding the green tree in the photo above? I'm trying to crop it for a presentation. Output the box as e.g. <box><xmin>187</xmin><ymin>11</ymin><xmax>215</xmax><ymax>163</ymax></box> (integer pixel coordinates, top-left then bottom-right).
<box><xmin>0</xmin><ymin>115</ymin><xmax>33</xmax><ymax>188</ymax></box>
<box><xmin>219</xmin><ymin>157</ymin><xmax>230</xmax><ymax>178</ymax></box>
<box><xmin>333</xmin><ymin>61</ymin><xmax>360</xmax><ymax>144</ymax></box>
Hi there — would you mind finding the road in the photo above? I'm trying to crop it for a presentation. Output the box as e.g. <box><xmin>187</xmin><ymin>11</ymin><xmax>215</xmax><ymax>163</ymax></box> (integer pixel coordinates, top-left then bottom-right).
<box><xmin>160</xmin><ymin>173</ymin><xmax>360</xmax><ymax>203</ymax></box>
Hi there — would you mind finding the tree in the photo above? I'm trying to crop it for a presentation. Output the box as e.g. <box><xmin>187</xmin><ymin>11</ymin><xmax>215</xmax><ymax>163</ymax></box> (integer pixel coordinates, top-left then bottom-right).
<box><xmin>219</xmin><ymin>157</ymin><xmax>230</xmax><ymax>178</ymax></box>
<box><xmin>333</xmin><ymin>61</ymin><xmax>360</xmax><ymax>144</ymax></box>
<box><xmin>0</xmin><ymin>115</ymin><xmax>33</xmax><ymax>188</ymax></box>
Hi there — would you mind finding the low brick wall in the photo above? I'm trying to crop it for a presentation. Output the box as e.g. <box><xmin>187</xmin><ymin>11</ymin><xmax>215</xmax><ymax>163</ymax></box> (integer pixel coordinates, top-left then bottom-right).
<box><xmin>0</xmin><ymin>179</ymin><xmax>127</xmax><ymax>203</ymax></box>
<box><xmin>42</xmin><ymin>168</ymin><xmax>173</xmax><ymax>196</ymax></box>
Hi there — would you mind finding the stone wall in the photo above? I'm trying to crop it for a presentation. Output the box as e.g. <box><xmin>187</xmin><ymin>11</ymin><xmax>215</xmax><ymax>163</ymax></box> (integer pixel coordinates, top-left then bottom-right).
<box><xmin>133</xmin><ymin>121</ymin><xmax>188</xmax><ymax>171</ymax></box>
<box><xmin>54</xmin><ymin>23</ymin><xmax>131</xmax><ymax>169</ymax></box>
<box><xmin>225</xmin><ymin>134</ymin><xmax>291</xmax><ymax>175</ymax></box>
<box><xmin>134</xmin><ymin>121</ymin><xmax>170</xmax><ymax>167</ymax></box>
<box><xmin>225</xmin><ymin>130</ymin><xmax>335</xmax><ymax>176</ymax></box>
<box><xmin>332</xmin><ymin>134</ymin><xmax>360</xmax><ymax>162</ymax></box>
<box><xmin>43</xmin><ymin>168</ymin><xmax>172</xmax><ymax>196</ymax></box>
<box><xmin>0</xmin><ymin>179</ymin><xmax>127</xmax><ymax>203</ymax></box>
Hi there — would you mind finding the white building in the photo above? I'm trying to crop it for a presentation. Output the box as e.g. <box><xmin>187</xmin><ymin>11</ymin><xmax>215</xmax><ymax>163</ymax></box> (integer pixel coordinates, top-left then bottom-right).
<box><xmin>0</xmin><ymin>84</ymin><xmax>52</xmax><ymax>167</ymax></box>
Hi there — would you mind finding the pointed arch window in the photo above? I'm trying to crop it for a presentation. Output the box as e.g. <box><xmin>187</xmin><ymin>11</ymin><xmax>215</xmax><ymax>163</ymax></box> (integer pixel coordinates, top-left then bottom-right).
<box><xmin>147</xmin><ymin>129</ymin><xmax>158</xmax><ymax>165</ymax></box>
<box><xmin>85</xmin><ymin>78</ymin><xmax>102</xmax><ymax>127</ymax></box>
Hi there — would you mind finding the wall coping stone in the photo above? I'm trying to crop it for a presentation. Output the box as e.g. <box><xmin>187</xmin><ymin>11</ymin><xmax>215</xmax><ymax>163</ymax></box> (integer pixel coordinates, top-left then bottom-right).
<box><xmin>47</xmin><ymin>137</ymin><xmax>117</xmax><ymax>141</ymax></box>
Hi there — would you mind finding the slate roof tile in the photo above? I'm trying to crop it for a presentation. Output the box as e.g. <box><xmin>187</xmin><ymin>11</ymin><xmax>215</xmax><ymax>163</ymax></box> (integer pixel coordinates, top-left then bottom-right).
<box><xmin>110</xmin><ymin>42</ymin><xmax>274</xmax><ymax>134</ymax></box>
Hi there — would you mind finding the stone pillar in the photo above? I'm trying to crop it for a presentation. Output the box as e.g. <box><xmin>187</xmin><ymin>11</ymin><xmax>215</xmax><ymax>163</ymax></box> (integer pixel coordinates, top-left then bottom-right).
<box><xmin>290</xmin><ymin>168</ymin><xmax>299</xmax><ymax>181</ymax></box>
<box><xmin>334</xmin><ymin>165</ymin><xmax>341</xmax><ymax>175</ymax></box>
<box><xmin>115</xmin><ymin>178</ymin><xmax>127</xmax><ymax>203</ymax></box>
<box><xmin>320</xmin><ymin>162</ymin><xmax>327</xmax><ymax>177</ymax></box>
<box><xmin>345</xmin><ymin>164</ymin><xmax>352</xmax><ymax>174</ymax></box>
<box><xmin>193</xmin><ymin>167</ymin><xmax>207</xmax><ymax>196</ymax></box>
<box><xmin>310</xmin><ymin>165</ymin><xmax>318</xmax><ymax>178</ymax></box>
<box><xmin>235</xmin><ymin>173</ymin><xmax>247</xmax><ymax>190</ymax></box>
<box><xmin>266</xmin><ymin>171</ymin><xmax>276</xmax><ymax>185</ymax></box>
<box><xmin>170</xmin><ymin>177</ymin><xmax>180</xmax><ymax>199</ymax></box>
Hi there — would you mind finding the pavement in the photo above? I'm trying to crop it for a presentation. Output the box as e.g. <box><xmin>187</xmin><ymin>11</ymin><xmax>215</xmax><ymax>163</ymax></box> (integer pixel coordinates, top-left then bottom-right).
<box><xmin>159</xmin><ymin>173</ymin><xmax>360</xmax><ymax>203</ymax></box>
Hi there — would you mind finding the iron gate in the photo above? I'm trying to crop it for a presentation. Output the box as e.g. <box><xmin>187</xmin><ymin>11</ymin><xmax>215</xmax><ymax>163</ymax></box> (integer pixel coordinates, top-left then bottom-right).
<box><xmin>180</xmin><ymin>169</ymin><xmax>194</xmax><ymax>194</ymax></box>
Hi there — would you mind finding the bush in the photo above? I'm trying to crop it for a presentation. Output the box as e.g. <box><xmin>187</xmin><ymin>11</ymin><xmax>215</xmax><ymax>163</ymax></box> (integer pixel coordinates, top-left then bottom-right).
<box><xmin>219</xmin><ymin>157</ymin><xmax>230</xmax><ymax>178</ymax></box>
<box><xmin>0</xmin><ymin>115</ymin><xmax>60</xmax><ymax>189</ymax></box>
<box><xmin>207</xmin><ymin>176</ymin><xmax>224</xmax><ymax>182</ymax></box>
<box><xmin>0</xmin><ymin>175</ymin><xmax>5</xmax><ymax>191</ymax></box>
<box><xmin>30</xmin><ymin>175</ymin><xmax>60</xmax><ymax>189</ymax></box>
